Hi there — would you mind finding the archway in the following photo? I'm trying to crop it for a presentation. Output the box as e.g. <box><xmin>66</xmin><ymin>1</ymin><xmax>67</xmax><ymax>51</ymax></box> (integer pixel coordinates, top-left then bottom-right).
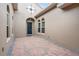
<box><xmin>26</xmin><ymin>17</ymin><xmax>35</xmax><ymax>35</ymax></box>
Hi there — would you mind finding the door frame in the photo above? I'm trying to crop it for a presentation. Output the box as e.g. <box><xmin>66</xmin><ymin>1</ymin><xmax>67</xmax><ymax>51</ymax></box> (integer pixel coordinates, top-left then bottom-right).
<box><xmin>26</xmin><ymin>17</ymin><xmax>35</xmax><ymax>36</ymax></box>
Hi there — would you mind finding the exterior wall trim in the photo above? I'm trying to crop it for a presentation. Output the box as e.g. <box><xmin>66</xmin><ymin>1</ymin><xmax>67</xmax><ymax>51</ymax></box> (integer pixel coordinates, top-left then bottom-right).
<box><xmin>34</xmin><ymin>3</ymin><xmax>57</xmax><ymax>19</ymax></box>
<box><xmin>35</xmin><ymin>3</ymin><xmax>79</xmax><ymax>19</ymax></box>
<box><xmin>57</xmin><ymin>3</ymin><xmax>79</xmax><ymax>10</ymax></box>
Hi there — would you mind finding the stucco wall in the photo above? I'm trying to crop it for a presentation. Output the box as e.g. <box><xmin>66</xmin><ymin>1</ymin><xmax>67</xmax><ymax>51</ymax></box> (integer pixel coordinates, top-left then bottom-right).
<box><xmin>6</xmin><ymin>3</ymin><xmax>14</xmax><ymax>56</ymax></box>
<box><xmin>0</xmin><ymin>3</ymin><xmax>7</xmax><ymax>55</ymax></box>
<box><xmin>0</xmin><ymin>3</ymin><xmax>14</xmax><ymax>55</ymax></box>
<box><xmin>36</xmin><ymin>6</ymin><xmax>79</xmax><ymax>52</ymax></box>
<box><xmin>13</xmin><ymin>12</ymin><xmax>27</xmax><ymax>38</ymax></box>
<box><xmin>14</xmin><ymin>3</ymin><xmax>41</xmax><ymax>38</ymax></box>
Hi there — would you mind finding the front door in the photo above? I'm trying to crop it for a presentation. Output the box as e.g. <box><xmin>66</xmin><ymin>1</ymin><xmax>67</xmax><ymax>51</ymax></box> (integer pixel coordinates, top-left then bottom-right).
<box><xmin>27</xmin><ymin>22</ymin><xmax>32</xmax><ymax>34</ymax></box>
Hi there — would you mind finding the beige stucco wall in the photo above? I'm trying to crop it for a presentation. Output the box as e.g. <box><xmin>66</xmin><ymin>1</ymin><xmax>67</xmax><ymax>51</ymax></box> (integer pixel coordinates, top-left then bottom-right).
<box><xmin>36</xmin><ymin>6</ymin><xmax>79</xmax><ymax>52</ymax></box>
<box><xmin>13</xmin><ymin>12</ymin><xmax>27</xmax><ymax>38</ymax></box>
<box><xmin>6</xmin><ymin>3</ymin><xmax>14</xmax><ymax>55</ymax></box>
<box><xmin>0</xmin><ymin>3</ymin><xmax>14</xmax><ymax>55</ymax></box>
<box><xmin>0</xmin><ymin>3</ymin><xmax>7</xmax><ymax>55</ymax></box>
<box><xmin>14</xmin><ymin>3</ymin><xmax>41</xmax><ymax>38</ymax></box>
<box><xmin>18</xmin><ymin>3</ymin><xmax>42</xmax><ymax>17</ymax></box>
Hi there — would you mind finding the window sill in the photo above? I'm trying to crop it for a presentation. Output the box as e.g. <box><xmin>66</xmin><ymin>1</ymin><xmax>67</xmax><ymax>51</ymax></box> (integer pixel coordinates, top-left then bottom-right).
<box><xmin>6</xmin><ymin>37</ymin><xmax>11</xmax><ymax>43</ymax></box>
<box><xmin>6</xmin><ymin>33</ymin><xmax>13</xmax><ymax>43</ymax></box>
<box><xmin>37</xmin><ymin>33</ymin><xmax>45</xmax><ymax>36</ymax></box>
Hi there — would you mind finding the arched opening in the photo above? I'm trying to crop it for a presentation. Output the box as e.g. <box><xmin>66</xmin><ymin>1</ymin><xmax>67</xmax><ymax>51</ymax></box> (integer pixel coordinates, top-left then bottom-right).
<box><xmin>26</xmin><ymin>17</ymin><xmax>35</xmax><ymax>36</ymax></box>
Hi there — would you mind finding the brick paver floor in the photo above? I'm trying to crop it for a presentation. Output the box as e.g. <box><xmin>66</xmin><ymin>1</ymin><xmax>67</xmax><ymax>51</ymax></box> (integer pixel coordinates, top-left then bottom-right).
<box><xmin>12</xmin><ymin>36</ymin><xmax>79</xmax><ymax>56</ymax></box>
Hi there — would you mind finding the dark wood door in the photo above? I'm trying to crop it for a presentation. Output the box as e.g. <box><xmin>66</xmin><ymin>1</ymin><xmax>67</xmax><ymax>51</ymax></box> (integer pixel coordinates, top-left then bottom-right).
<box><xmin>27</xmin><ymin>22</ymin><xmax>32</xmax><ymax>34</ymax></box>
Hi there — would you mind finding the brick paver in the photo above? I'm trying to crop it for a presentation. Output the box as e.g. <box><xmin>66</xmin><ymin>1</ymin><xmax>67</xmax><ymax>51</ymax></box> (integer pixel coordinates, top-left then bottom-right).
<box><xmin>12</xmin><ymin>36</ymin><xmax>79</xmax><ymax>56</ymax></box>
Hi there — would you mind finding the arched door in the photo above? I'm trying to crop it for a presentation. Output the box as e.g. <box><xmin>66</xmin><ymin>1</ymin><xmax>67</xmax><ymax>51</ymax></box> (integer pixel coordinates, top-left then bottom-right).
<box><xmin>26</xmin><ymin>17</ymin><xmax>34</xmax><ymax>35</ymax></box>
